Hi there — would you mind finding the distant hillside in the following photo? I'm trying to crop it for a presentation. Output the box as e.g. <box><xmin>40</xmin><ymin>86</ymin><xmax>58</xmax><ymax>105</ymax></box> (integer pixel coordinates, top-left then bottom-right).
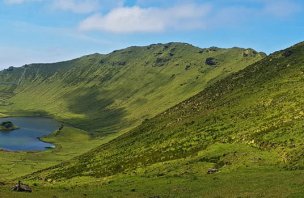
<box><xmin>30</xmin><ymin>42</ymin><xmax>304</xmax><ymax>181</ymax></box>
<box><xmin>0</xmin><ymin>43</ymin><xmax>264</xmax><ymax>135</ymax></box>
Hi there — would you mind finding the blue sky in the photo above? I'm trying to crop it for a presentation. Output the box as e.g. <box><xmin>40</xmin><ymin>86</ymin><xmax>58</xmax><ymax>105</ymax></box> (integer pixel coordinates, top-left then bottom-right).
<box><xmin>0</xmin><ymin>0</ymin><xmax>303</xmax><ymax>69</ymax></box>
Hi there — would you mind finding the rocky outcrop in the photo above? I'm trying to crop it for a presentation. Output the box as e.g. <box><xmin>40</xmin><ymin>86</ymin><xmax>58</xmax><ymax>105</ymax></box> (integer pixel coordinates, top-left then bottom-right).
<box><xmin>11</xmin><ymin>181</ymin><xmax>32</xmax><ymax>193</ymax></box>
<box><xmin>205</xmin><ymin>57</ymin><xmax>217</xmax><ymax>66</ymax></box>
<box><xmin>207</xmin><ymin>168</ymin><xmax>218</xmax><ymax>174</ymax></box>
<box><xmin>0</xmin><ymin>121</ymin><xmax>18</xmax><ymax>131</ymax></box>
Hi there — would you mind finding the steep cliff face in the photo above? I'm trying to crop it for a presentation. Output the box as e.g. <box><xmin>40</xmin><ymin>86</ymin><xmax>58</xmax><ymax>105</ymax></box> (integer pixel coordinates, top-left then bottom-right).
<box><xmin>0</xmin><ymin>43</ymin><xmax>264</xmax><ymax>135</ymax></box>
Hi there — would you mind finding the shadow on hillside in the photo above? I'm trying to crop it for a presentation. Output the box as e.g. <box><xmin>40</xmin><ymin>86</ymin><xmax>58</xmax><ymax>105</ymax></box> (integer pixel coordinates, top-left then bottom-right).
<box><xmin>4</xmin><ymin>109</ymin><xmax>52</xmax><ymax>117</ymax></box>
<box><xmin>63</xmin><ymin>88</ymin><xmax>128</xmax><ymax>136</ymax></box>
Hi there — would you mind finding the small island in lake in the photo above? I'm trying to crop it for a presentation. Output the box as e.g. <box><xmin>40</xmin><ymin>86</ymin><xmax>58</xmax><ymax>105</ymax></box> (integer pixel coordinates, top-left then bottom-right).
<box><xmin>0</xmin><ymin>121</ymin><xmax>19</xmax><ymax>131</ymax></box>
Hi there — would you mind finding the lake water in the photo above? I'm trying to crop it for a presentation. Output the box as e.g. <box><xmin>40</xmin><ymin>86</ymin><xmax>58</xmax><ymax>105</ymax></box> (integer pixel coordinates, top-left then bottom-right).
<box><xmin>0</xmin><ymin>117</ymin><xmax>60</xmax><ymax>151</ymax></box>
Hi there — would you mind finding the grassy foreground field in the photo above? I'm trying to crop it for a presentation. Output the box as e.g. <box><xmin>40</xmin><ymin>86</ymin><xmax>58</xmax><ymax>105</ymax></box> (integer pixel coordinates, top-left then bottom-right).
<box><xmin>1</xmin><ymin>166</ymin><xmax>304</xmax><ymax>197</ymax></box>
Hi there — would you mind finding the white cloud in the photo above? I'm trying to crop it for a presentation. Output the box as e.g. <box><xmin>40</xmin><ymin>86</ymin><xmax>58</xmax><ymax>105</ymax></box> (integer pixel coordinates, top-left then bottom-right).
<box><xmin>52</xmin><ymin>0</ymin><xmax>100</xmax><ymax>13</ymax></box>
<box><xmin>4</xmin><ymin>0</ymin><xmax>123</xmax><ymax>13</ymax></box>
<box><xmin>4</xmin><ymin>0</ymin><xmax>41</xmax><ymax>4</ymax></box>
<box><xmin>78</xmin><ymin>0</ymin><xmax>302</xmax><ymax>34</ymax></box>
<box><xmin>4</xmin><ymin>0</ymin><xmax>25</xmax><ymax>4</ymax></box>
<box><xmin>79</xmin><ymin>4</ymin><xmax>211</xmax><ymax>33</ymax></box>
<box><xmin>3</xmin><ymin>0</ymin><xmax>302</xmax><ymax>33</ymax></box>
<box><xmin>263</xmin><ymin>0</ymin><xmax>301</xmax><ymax>17</ymax></box>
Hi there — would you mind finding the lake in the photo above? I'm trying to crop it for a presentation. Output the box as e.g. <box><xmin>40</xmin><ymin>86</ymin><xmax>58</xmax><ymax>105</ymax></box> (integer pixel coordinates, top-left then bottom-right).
<box><xmin>0</xmin><ymin>117</ymin><xmax>60</xmax><ymax>151</ymax></box>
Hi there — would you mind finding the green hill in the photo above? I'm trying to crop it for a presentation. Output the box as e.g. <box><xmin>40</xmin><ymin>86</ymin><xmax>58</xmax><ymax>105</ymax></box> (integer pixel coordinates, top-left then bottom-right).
<box><xmin>0</xmin><ymin>43</ymin><xmax>264</xmax><ymax>184</ymax></box>
<box><xmin>22</xmin><ymin>42</ymin><xmax>304</xmax><ymax>197</ymax></box>
<box><xmin>0</xmin><ymin>43</ymin><xmax>264</xmax><ymax>135</ymax></box>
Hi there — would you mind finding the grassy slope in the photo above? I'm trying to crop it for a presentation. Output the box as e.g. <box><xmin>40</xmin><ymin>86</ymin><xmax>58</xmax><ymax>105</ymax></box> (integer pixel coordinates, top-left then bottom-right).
<box><xmin>20</xmin><ymin>42</ymin><xmax>304</xmax><ymax>196</ymax></box>
<box><xmin>0</xmin><ymin>43</ymin><xmax>264</xmax><ymax>135</ymax></box>
<box><xmin>0</xmin><ymin>43</ymin><xmax>264</xmax><ymax>195</ymax></box>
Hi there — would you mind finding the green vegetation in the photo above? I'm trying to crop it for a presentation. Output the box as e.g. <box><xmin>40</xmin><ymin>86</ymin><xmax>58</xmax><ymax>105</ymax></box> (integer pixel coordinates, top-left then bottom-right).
<box><xmin>2</xmin><ymin>42</ymin><xmax>304</xmax><ymax>197</ymax></box>
<box><xmin>0</xmin><ymin>43</ymin><xmax>264</xmax><ymax>195</ymax></box>
<box><xmin>0</xmin><ymin>43</ymin><xmax>264</xmax><ymax>135</ymax></box>
<box><xmin>1</xmin><ymin>168</ymin><xmax>304</xmax><ymax>197</ymax></box>
<box><xmin>12</xmin><ymin>42</ymin><xmax>303</xmax><ymax>196</ymax></box>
